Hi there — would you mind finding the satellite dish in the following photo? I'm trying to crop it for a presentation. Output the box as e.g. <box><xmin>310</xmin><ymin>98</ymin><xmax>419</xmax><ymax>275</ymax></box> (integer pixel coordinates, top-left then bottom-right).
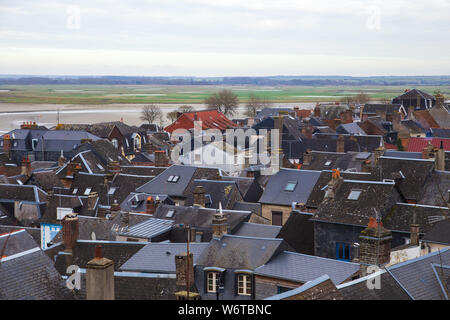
<box><xmin>91</xmin><ymin>232</ymin><xmax>96</xmax><ymax>240</ymax></box>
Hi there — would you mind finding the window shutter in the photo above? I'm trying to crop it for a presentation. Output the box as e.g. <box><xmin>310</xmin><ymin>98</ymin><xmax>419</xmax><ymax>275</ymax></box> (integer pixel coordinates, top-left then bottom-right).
<box><xmin>234</xmin><ymin>273</ymin><xmax>238</xmax><ymax>296</ymax></box>
<box><xmin>204</xmin><ymin>271</ymin><xmax>208</xmax><ymax>293</ymax></box>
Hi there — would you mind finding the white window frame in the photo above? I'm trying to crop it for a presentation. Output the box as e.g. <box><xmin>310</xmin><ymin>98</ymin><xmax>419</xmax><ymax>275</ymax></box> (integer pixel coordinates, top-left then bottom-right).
<box><xmin>207</xmin><ymin>272</ymin><xmax>219</xmax><ymax>293</ymax></box>
<box><xmin>84</xmin><ymin>187</ymin><xmax>92</xmax><ymax>195</ymax></box>
<box><xmin>237</xmin><ymin>274</ymin><xmax>252</xmax><ymax>296</ymax></box>
<box><xmin>347</xmin><ymin>190</ymin><xmax>362</xmax><ymax>200</ymax></box>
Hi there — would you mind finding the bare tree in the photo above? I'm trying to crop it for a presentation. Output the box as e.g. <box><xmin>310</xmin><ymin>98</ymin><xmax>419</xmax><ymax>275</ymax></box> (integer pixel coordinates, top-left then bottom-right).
<box><xmin>354</xmin><ymin>92</ymin><xmax>370</xmax><ymax>104</ymax></box>
<box><xmin>141</xmin><ymin>104</ymin><xmax>162</xmax><ymax>124</ymax></box>
<box><xmin>166</xmin><ymin>105</ymin><xmax>194</xmax><ymax>123</ymax></box>
<box><xmin>204</xmin><ymin>89</ymin><xmax>239</xmax><ymax>117</ymax></box>
<box><xmin>245</xmin><ymin>94</ymin><xmax>273</xmax><ymax>117</ymax></box>
<box><xmin>340</xmin><ymin>96</ymin><xmax>355</xmax><ymax>104</ymax></box>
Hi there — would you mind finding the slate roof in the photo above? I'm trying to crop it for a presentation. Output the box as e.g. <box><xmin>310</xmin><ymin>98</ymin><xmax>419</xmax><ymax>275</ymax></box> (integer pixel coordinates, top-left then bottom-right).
<box><xmin>431</xmin><ymin>128</ymin><xmax>450</xmax><ymax>139</ymax></box>
<box><xmin>421</xmin><ymin>219</ymin><xmax>450</xmax><ymax>245</ymax></box>
<box><xmin>195</xmin><ymin>235</ymin><xmax>286</xmax><ymax>270</ymax></box>
<box><xmin>0</xmin><ymin>184</ymin><xmax>47</xmax><ymax>203</ymax></box>
<box><xmin>400</xmin><ymin>120</ymin><xmax>425</xmax><ymax>133</ymax></box>
<box><xmin>337</xmin><ymin>270</ymin><xmax>411</xmax><ymax>300</ymax></box>
<box><xmin>234</xmin><ymin>222</ymin><xmax>281</xmax><ymax>238</ymax></box>
<box><xmin>255</xmin><ymin>107</ymin><xmax>293</xmax><ymax>121</ymax></box>
<box><xmin>120</xmin><ymin>165</ymin><xmax>166</xmax><ymax>176</ymax></box>
<box><xmin>120</xmin><ymin>192</ymin><xmax>174</xmax><ymax>213</ymax></box>
<box><xmin>53</xmin><ymin>240</ymin><xmax>147</xmax><ymax>273</ymax></box>
<box><xmin>308</xmin><ymin>133</ymin><xmax>383</xmax><ymax>153</ymax></box>
<box><xmin>312</xmin><ymin>180</ymin><xmax>399</xmax><ymax>227</ymax></box>
<box><xmin>392</xmin><ymin>88</ymin><xmax>436</xmax><ymax>102</ymax></box>
<box><xmin>379</xmin><ymin>156</ymin><xmax>434</xmax><ymax>201</ymax></box>
<box><xmin>184</xmin><ymin>179</ymin><xmax>243</xmax><ymax>209</ymax></box>
<box><xmin>0</xmin><ymin>229</ymin><xmax>40</xmax><ymax>257</ymax></box>
<box><xmin>336</xmin><ymin>123</ymin><xmax>367</xmax><ymax>135</ymax></box>
<box><xmin>277</xmin><ymin>210</ymin><xmax>314</xmax><ymax>255</ymax></box>
<box><xmin>232</xmin><ymin>202</ymin><xmax>261</xmax><ymax>215</ymax></box>
<box><xmin>26</xmin><ymin>169</ymin><xmax>63</xmax><ymax>192</ymax></box>
<box><xmin>383</xmin><ymin>203</ymin><xmax>448</xmax><ymax>234</ymax></box>
<box><xmin>120</xmin><ymin>242</ymin><xmax>209</xmax><ymax>273</ymax></box>
<box><xmin>259</xmin><ymin>169</ymin><xmax>321</xmax><ymax>206</ymax></box>
<box><xmin>221</xmin><ymin>176</ymin><xmax>264</xmax><ymax>202</ymax></box>
<box><xmin>152</xmin><ymin>204</ymin><xmax>252</xmax><ymax>242</ymax></box>
<box><xmin>386</xmin><ymin>248</ymin><xmax>450</xmax><ymax>300</ymax></box>
<box><xmin>301</xmin><ymin>151</ymin><xmax>374</xmax><ymax>172</ymax></box>
<box><xmin>118</xmin><ymin>218</ymin><xmax>174</xmax><ymax>239</ymax></box>
<box><xmin>362</xmin><ymin>103</ymin><xmax>402</xmax><ymax>115</ymax></box>
<box><xmin>136</xmin><ymin>165</ymin><xmax>221</xmax><ymax>198</ymax></box>
<box><xmin>0</xmin><ymin>240</ymin><xmax>73</xmax><ymax>299</ymax></box>
<box><xmin>74</xmin><ymin>270</ymin><xmax>177</xmax><ymax>300</ymax></box>
<box><xmin>317</xmin><ymin>104</ymin><xmax>350</xmax><ymax>120</ymax></box>
<box><xmin>0</xmin><ymin>226</ymin><xmax>41</xmax><ymax>248</ymax></box>
<box><xmin>50</xmin><ymin>213</ymin><xmax>152</xmax><ymax>243</ymax></box>
<box><xmin>35</xmin><ymin>130</ymin><xmax>101</xmax><ymax>152</ymax></box>
<box><xmin>254</xmin><ymin>251</ymin><xmax>360</xmax><ymax>285</ymax></box>
<box><xmin>307</xmin><ymin>170</ymin><xmax>380</xmax><ymax>208</ymax></box>
<box><xmin>418</xmin><ymin>171</ymin><xmax>450</xmax><ymax>207</ymax></box>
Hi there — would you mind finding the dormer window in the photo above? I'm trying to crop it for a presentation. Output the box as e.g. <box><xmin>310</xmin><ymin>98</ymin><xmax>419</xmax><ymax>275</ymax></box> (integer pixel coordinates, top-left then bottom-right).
<box><xmin>236</xmin><ymin>272</ymin><xmax>252</xmax><ymax>296</ymax></box>
<box><xmin>284</xmin><ymin>181</ymin><xmax>297</xmax><ymax>192</ymax></box>
<box><xmin>111</xmin><ymin>139</ymin><xmax>119</xmax><ymax>149</ymax></box>
<box><xmin>347</xmin><ymin>190</ymin><xmax>361</xmax><ymax>200</ymax></box>
<box><xmin>207</xmin><ymin>272</ymin><xmax>219</xmax><ymax>293</ymax></box>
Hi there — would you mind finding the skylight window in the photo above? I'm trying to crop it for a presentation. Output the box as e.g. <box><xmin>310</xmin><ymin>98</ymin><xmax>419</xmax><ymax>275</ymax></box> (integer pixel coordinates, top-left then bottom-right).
<box><xmin>96</xmin><ymin>163</ymin><xmax>104</xmax><ymax>170</ymax></box>
<box><xmin>347</xmin><ymin>190</ymin><xmax>362</xmax><ymax>200</ymax></box>
<box><xmin>168</xmin><ymin>175</ymin><xmax>180</xmax><ymax>183</ymax></box>
<box><xmin>325</xmin><ymin>160</ymin><xmax>332</xmax><ymax>166</ymax></box>
<box><xmin>72</xmin><ymin>188</ymin><xmax>78</xmax><ymax>194</ymax></box>
<box><xmin>108</xmin><ymin>187</ymin><xmax>117</xmax><ymax>195</ymax></box>
<box><xmin>166</xmin><ymin>209</ymin><xmax>175</xmax><ymax>218</ymax></box>
<box><xmin>284</xmin><ymin>181</ymin><xmax>297</xmax><ymax>192</ymax></box>
<box><xmin>84</xmin><ymin>187</ymin><xmax>92</xmax><ymax>195</ymax></box>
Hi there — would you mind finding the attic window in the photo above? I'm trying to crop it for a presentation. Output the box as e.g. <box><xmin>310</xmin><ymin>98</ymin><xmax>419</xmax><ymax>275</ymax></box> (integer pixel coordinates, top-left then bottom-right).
<box><xmin>108</xmin><ymin>187</ymin><xmax>117</xmax><ymax>195</ymax></box>
<box><xmin>284</xmin><ymin>181</ymin><xmax>297</xmax><ymax>192</ymax></box>
<box><xmin>168</xmin><ymin>175</ymin><xmax>179</xmax><ymax>183</ymax></box>
<box><xmin>84</xmin><ymin>187</ymin><xmax>92</xmax><ymax>195</ymax></box>
<box><xmin>347</xmin><ymin>190</ymin><xmax>362</xmax><ymax>200</ymax></box>
<box><xmin>325</xmin><ymin>160</ymin><xmax>332</xmax><ymax>166</ymax></box>
<box><xmin>166</xmin><ymin>209</ymin><xmax>175</xmax><ymax>218</ymax></box>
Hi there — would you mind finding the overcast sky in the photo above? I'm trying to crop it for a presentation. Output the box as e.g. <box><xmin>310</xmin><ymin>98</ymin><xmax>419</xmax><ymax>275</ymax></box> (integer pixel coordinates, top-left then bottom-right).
<box><xmin>0</xmin><ymin>0</ymin><xmax>449</xmax><ymax>76</ymax></box>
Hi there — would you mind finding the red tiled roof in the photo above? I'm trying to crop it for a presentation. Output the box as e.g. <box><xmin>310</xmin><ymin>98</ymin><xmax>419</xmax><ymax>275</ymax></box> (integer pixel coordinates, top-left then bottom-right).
<box><xmin>384</xmin><ymin>143</ymin><xmax>398</xmax><ymax>150</ymax></box>
<box><xmin>407</xmin><ymin>137</ymin><xmax>450</xmax><ymax>152</ymax></box>
<box><xmin>164</xmin><ymin>110</ymin><xmax>237</xmax><ymax>133</ymax></box>
<box><xmin>294</xmin><ymin>109</ymin><xmax>312</xmax><ymax>118</ymax></box>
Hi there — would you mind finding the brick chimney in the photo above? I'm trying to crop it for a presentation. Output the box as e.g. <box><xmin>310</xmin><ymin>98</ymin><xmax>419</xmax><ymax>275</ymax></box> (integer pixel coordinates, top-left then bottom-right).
<box><xmin>435</xmin><ymin>141</ymin><xmax>445</xmax><ymax>171</ymax></box>
<box><xmin>154</xmin><ymin>150</ymin><xmax>168</xmax><ymax>167</ymax></box>
<box><xmin>212</xmin><ymin>204</ymin><xmax>227</xmax><ymax>239</ymax></box>
<box><xmin>359</xmin><ymin>217</ymin><xmax>392</xmax><ymax>268</ymax></box>
<box><xmin>336</xmin><ymin>135</ymin><xmax>345</xmax><ymax>153</ymax></box>
<box><xmin>62</xmin><ymin>214</ymin><xmax>79</xmax><ymax>251</ymax></box>
<box><xmin>20</xmin><ymin>157</ymin><xmax>31</xmax><ymax>177</ymax></box>
<box><xmin>121</xmin><ymin>211</ymin><xmax>129</xmax><ymax>226</ymax></box>
<box><xmin>193</xmin><ymin>185</ymin><xmax>206</xmax><ymax>207</ymax></box>
<box><xmin>97</xmin><ymin>205</ymin><xmax>108</xmax><ymax>219</ymax></box>
<box><xmin>146</xmin><ymin>196</ymin><xmax>156</xmax><ymax>214</ymax></box>
<box><xmin>301</xmin><ymin>123</ymin><xmax>313</xmax><ymax>139</ymax></box>
<box><xmin>435</xmin><ymin>94</ymin><xmax>445</xmax><ymax>107</ymax></box>
<box><xmin>107</xmin><ymin>161</ymin><xmax>121</xmax><ymax>175</ymax></box>
<box><xmin>66</xmin><ymin>162</ymin><xmax>82</xmax><ymax>178</ymax></box>
<box><xmin>421</xmin><ymin>142</ymin><xmax>435</xmax><ymax>159</ymax></box>
<box><xmin>110</xmin><ymin>199</ymin><xmax>120</xmax><ymax>218</ymax></box>
<box><xmin>339</xmin><ymin>109</ymin><xmax>353</xmax><ymax>124</ymax></box>
<box><xmin>86</xmin><ymin>245</ymin><xmax>115</xmax><ymax>300</ymax></box>
<box><xmin>361</xmin><ymin>159</ymin><xmax>372</xmax><ymax>173</ymax></box>
<box><xmin>374</xmin><ymin>141</ymin><xmax>385</xmax><ymax>165</ymax></box>
<box><xmin>175</xmin><ymin>252</ymin><xmax>194</xmax><ymax>288</ymax></box>
<box><xmin>145</xmin><ymin>142</ymin><xmax>156</xmax><ymax>154</ymax></box>
<box><xmin>313</xmin><ymin>103</ymin><xmax>321</xmax><ymax>117</ymax></box>
<box><xmin>324</xmin><ymin>169</ymin><xmax>343</xmax><ymax>199</ymax></box>
<box><xmin>410</xmin><ymin>224</ymin><xmax>420</xmax><ymax>246</ymax></box>
<box><xmin>2</xmin><ymin>134</ymin><xmax>11</xmax><ymax>160</ymax></box>
<box><xmin>303</xmin><ymin>149</ymin><xmax>313</xmax><ymax>165</ymax></box>
<box><xmin>87</xmin><ymin>192</ymin><xmax>99</xmax><ymax>211</ymax></box>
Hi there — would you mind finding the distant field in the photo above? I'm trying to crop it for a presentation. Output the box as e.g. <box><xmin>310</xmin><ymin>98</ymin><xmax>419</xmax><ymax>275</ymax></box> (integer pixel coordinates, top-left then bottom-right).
<box><xmin>0</xmin><ymin>85</ymin><xmax>449</xmax><ymax>105</ymax></box>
